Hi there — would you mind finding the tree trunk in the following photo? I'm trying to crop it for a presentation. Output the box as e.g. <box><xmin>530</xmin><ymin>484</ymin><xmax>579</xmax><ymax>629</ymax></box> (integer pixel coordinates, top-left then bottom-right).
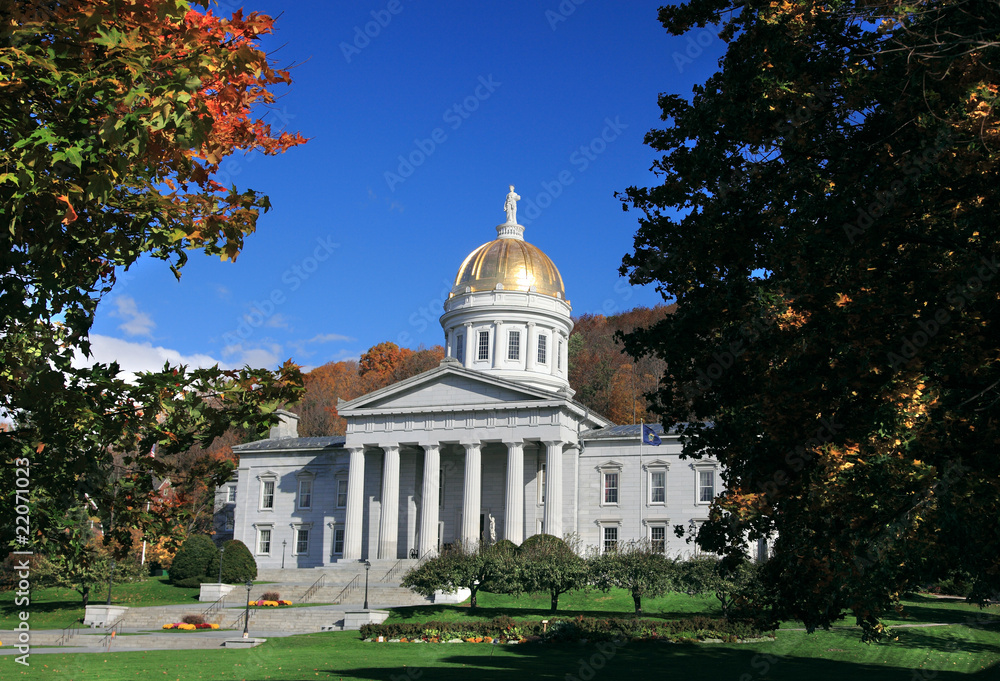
<box><xmin>551</xmin><ymin>591</ymin><xmax>559</xmax><ymax>612</ymax></box>
<box><xmin>633</xmin><ymin>593</ymin><xmax>642</xmax><ymax>616</ymax></box>
<box><xmin>80</xmin><ymin>584</ymin><xmax>90</xmax><ymax>608</ymax></box>
<box><xmin>470</xmin><ymin>587</ymin><xmax>478</xmax><ymax>609</ymax></box>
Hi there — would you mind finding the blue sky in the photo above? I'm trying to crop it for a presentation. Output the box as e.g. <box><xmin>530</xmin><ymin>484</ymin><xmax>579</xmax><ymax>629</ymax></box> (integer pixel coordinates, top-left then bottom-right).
<box><xmin>84</xmin><ymin>0</ymin><xmax>726</xmax><ymax>375</ymax></box>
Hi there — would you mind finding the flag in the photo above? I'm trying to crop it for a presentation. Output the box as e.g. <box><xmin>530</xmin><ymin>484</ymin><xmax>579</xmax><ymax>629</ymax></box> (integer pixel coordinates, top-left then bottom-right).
<box><xmin>642</xmin><ymin>424</ymin><xmax>661</xmax><ymax>446</ymax></box>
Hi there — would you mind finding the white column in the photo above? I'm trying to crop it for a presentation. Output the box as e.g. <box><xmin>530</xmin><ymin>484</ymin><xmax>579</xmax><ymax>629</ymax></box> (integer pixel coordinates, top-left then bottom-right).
<box><xmin>504</xmin><ymin>441</ymin><xmax>524</xmax><ymax>544</ymax></box>
<box><xmin>379</xmin><ymin>445</ymin><xmax>400</xmax><ymax>559</ymax></box>
<box><xmin>461</xmin><ymin>442</ymin><xmax>482</xmax><ymax>546</ymax></box>
<box><xmin>445</xmin><ymin>328</ymin><xmax>453</xmax><ymax>358</ymax></box>
<box><xmin>343</xmin><ymin>447</ymin><xmax>365</xmax><ymax>560</ymax></box>
<box><xmin>462</xmin><ymin>323</ymin><xmax>473</xmax><ymax>367</ymax></box>
<box><xmin>544</xmin><ymin>440</ymin><xmax>563</xmax><ymax>538</ymax></box>
<box><xmin>418</xmin><ymin>444</ymin><xmax>441</xmax><ymax>557</ymax></box>
<box><xmin>550</xmin><ymin>333</ymin><xmax>560</xmax><ymax>375</ymax></box>
<box><xmin>492</xmin><ymin>320</ymin><xmax>504</xmax><ymax>369</ymax></box>
<box><xmin>525</xmin><ymin>322</ymin><xmax>536</xmax><ymax>372</ymax></box>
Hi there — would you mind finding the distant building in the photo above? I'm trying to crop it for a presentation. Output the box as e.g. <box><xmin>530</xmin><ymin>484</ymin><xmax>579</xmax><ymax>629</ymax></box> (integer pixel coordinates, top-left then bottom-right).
<box><xmin>226</xmin><ymin>190</ymin><xmax>729</xmax><ymax>567</ymax></box>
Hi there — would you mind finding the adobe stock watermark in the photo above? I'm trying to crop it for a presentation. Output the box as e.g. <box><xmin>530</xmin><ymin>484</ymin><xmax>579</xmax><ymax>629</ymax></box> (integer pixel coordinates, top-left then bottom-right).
<box><xmin>545</xmin><ymin>0</ymin><xmax>587</xmax><ymax>30</ymax></box>
<box><xmin>842</xmin><ymin>131</ymin><xmax>953</xmax><ymax>244</ymax></box>
<box><xmin>340</xmin><ymin>0</ymin><xmax>406</xmax><ymax>63</ymax></box>
<box><xmin>886</xmin><ymin>255</ymin><xmax>999</xmax><ymax>370</ymax></box>
<box><xmin>673</xmin><ymin>28</ymin><xmax>719</xmax><ymax>73</ymax></box>
<box><xmin>564</xmin><ymin>637</ymin><xmax>627</xmax><ymax>681</ymax></box>
<box><xmin>221</xmin><ymin>235</ymin><xmax>340</xmax><ymax>346</ymax></box>
<box><xmin>681</xmin><ymin>314</ymin><xmax>776</xmax><ymax>400</ymax></box>
<box><xmin>384</xmin><ymin>75</ymin><xmax>502</xmax><ymax>192</ymax></box>
<box><xmin>11</xmin><ymin>454</ymin><xmax>33</xmax><ymax>666</ymax></box>
<box><xmin>397</xmin><ymin>279</ymin><xmax>454</xmax><ymax>348</ymax></box>
<box><xmin>518</xmin><ymin>116</ymin><xmax>628</xmax><ymax>225</ymax></box>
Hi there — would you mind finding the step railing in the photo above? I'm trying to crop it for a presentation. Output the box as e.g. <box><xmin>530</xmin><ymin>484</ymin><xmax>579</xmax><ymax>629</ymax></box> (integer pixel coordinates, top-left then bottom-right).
<box><xmin>201</xmin><ymin>590</ymin><xmax>230</xmax><ymax>621</ymax></box>
<box><xmin>380</xmin><ymin>559</ymin><xmax>405</xmax><ymax>583</ymax></box>
<box><xmin>331</xmin><ymin>573</ymin><xmax>361</xmax><ymax>604</ymax></box>
<box><xmin>57</xmin><ymin>620</ymin><xmax>83</xmax><ymax>646</ymax></box>
<box><xmin>230</xmin><ymin>603</ymin><xmax>257</xmax><ymax>631</ymax></box>
<box><xmin>301</xmin><ymin>573</ymin><xmax>327</xmax><ymax>603</ymax></box>
<box><xmin>100</xmin><ymin>614</ymin><xmax>126</xmax><ymax>651</ymax></box>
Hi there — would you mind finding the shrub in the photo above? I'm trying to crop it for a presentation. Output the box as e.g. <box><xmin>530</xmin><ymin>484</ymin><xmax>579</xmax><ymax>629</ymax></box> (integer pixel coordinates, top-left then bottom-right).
<box><xmin>261</xmin><ymin>591</ymin><xmax>280</xmax><ymax>601</ymax></box>
<box><xmin>169</xmin><ymin>535</ymin><xmax>218</xmax><ymax>584</ymax></box>
<box><xmin>205</xmin><ymin>539</ymin><xmax>257</xmax><ymax>583</ymax></box>
<box><xmin>182</xmin><ymin>614</ymin><xmax>205</xmax><ymax>625</ymax></box>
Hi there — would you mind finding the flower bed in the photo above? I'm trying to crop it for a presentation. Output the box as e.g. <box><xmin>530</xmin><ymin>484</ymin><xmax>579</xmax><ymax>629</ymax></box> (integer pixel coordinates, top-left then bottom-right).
<box><xmin>162</xmin><ymin>622</ymin><xmax>220</xmax><ymax>630</ymax></box>
<box><xmin>360</xmin><ymin>615</ymin><xmax>774</xmax><ymax>644</ymax></box>
<box><xmin>253</xmin><ymin>599</ymin><xmax>293</xmax><ymax>607</ymax></box>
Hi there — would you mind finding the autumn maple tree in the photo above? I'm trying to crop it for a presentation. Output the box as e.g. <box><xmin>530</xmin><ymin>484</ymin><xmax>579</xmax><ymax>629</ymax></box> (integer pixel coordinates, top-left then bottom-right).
<box><xmin>0</xmin><ymin>1</ymin><xmax>305</xmax><ymax>566</ymax></box>
<box><xmin>619</xmin><ymin>0</ymin><xmax>999</xmax><ymax>639</ymax></box>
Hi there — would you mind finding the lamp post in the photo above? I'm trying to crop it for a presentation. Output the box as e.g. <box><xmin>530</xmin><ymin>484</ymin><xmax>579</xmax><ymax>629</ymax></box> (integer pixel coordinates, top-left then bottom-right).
<box><xmin>282</xmin><ymin>539</ymin><xmax>287</xmax><ymax>569</ymax></box>
<box><xmin>218</xmin><ymin>545</ymin><xmax>225</xmax><ymax>584</ymax></box>
<box><xmin>242</xmin><ymin>579</ymin><xmax>253</xmax><ymax>639</ymax></box>
<box><xmin>363</xmin><ymin>559</ymin><xmax>371</xmax><ymax>610</ymax></box>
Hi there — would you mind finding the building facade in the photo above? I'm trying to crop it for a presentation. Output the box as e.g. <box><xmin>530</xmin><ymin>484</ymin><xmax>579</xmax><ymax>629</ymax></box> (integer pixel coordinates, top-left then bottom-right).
<box><xmin>227</xmin><ymin>191</ymin><xmax>723</xmax><ymax>567</ymax></box>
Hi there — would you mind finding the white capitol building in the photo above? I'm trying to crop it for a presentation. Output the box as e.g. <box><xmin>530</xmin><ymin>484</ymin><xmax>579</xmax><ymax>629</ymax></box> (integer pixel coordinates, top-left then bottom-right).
<box><xmin>221</xmin><ymin>187</ymin><xmax>729</xmax><ymax>566</ymax></box>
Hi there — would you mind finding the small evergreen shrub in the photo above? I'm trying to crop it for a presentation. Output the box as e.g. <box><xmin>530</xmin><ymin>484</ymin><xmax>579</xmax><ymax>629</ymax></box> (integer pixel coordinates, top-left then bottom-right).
<box><xmin>182</xmin><ymin>614</ymin><xmax>206</xmax><ymax>625</ymax></box>
<box><xmin>261</xmin><ymin>591</ymin><xmax>280</xmax><ymax>601</ymax></box>
<box><xmin>169</xmin><ymin>535</ymin><xmax>218</xmax><ymax>584</ymax></box>
<box><xmin>206</xmin><ymin>539</ymin><xmax>257</xmax><ymax>583</ymax></box>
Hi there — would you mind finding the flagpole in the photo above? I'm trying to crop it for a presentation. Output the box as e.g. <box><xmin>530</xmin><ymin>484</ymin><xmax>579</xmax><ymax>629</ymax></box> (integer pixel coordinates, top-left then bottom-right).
<box><xmin>639</xmin><ymin>420</ymin><xmax>644</xmax><ymax>542</ymax></box>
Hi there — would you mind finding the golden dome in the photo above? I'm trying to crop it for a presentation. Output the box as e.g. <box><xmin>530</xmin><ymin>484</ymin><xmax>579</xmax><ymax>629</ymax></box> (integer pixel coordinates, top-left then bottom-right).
<box><xmin>454</xmin><ymin>238</ymin><xmax>566</xmax><ymax>299</ymax></box>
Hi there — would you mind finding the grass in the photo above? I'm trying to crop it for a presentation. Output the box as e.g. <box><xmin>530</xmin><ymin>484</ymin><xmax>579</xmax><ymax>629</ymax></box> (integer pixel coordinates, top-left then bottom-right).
<box><xmin>386</xmin><ymin>589</ymin><xmax>724</xmax><ymax>623</ymax></box>
<box><xmin>0</xmin><ymin>577</ymin><xmax>201</xmax><ymax>630</ymax></box>
<box><xmin>4</xmin><ymin>620</ymin><xmax>998</xmax><ymax>680</ymax></box>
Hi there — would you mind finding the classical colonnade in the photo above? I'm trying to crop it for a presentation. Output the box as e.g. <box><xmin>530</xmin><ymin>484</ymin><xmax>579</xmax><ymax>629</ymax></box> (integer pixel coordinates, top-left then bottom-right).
<box><xmin>340</xmin><ymin>439</ymin><xmax>566</xmax><ymax>560</ymax></box>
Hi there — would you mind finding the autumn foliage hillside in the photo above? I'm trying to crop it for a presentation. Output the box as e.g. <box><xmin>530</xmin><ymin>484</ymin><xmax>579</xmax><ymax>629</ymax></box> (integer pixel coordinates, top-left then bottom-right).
<box><xmin>291</xmin><ymin>305</ymin><xmax>673</xmax><ymax>436</ymax></box>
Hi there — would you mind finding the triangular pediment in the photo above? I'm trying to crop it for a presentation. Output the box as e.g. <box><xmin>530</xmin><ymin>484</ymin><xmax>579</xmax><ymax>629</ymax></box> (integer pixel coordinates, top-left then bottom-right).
<box><xmin>339</xmin><ymin>363</ymin><xmax>562</xmax><ymax>413</ymax></box>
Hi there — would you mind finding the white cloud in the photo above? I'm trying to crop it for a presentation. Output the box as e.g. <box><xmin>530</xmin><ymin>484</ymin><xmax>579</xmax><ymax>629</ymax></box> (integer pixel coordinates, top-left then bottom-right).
<box><xmin>265</xmin><ymin>313</ymin><xmax>291</xmax><ymax>329</ymax></box>
<box><xmin>111</xmin><ymin>296</ymin><xmax>155</xmax><ymax>337</ymax></box>
<box><xmin>74</xmin><ymin>334</ymin><xmax>223</xmax><ymax>382</ymax></box>
<box><xmin>306</xmin><ymin>333</ymin><xmax>355</xmax><ymax>344</ymax></box>
<box><xmin>222</xmin><ymin>342</ymin><xmax>283</xmax><ymax>369</ymax></box>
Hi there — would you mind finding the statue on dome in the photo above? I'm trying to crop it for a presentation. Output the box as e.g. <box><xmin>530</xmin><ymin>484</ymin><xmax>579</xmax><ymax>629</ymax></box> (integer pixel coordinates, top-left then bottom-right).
<box><xmin>503</xmin><ymin>184</ymin><xmax>520</xmax><ymax>224</ymax></box>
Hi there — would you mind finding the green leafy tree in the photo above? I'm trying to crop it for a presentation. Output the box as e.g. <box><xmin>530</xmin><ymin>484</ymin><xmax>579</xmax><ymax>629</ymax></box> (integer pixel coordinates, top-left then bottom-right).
<box><xmin>588</xmin><ymin>541</ymin><xmax>675</xmax><ymax>616</ymax></box>
<box><xmin>618</xmin><ymin>0</ymin><xmax>1000</xmax><ymax>640</ymax></box>
<box><xmin>0</xmin><ymin>1</ymin><xmax>305</xmax><ymax>573</ymax></box>
<box><xmin>206</xmin><ymin>539</ymin><xmax>257</xmax><ymax>584</ymax></box>
<box><xmin>401</xmin><ymin>541</ymin><xmax>519</xmax><ymax>609</ymax></box>
<box><xmin>169</xmin><ymin>534</ymin><xmax>218</xmax><ymax>585</ymax></box>
<box><xmin>676</xmin><ymin>557</ymin><xmax>770</xmax><ymax>621</ymax></box>
<box><xmin>517</xmin><ymin>534</ymin><xmax>588</xmax><ymax>612</ymax></box>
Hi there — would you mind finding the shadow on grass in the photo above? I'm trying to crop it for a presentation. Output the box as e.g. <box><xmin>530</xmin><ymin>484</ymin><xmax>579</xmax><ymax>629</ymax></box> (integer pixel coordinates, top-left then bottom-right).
<box><xmin>892</xmin><ymin>627</ymin><xmax>1000</xmax><ymax>656</ymax></box>
<box><xmin>891</xmin><ymin>595</ymin><xmax>1000</xmax><ymax>626</ymax></box>
<box><xmin>324</xmin><ymin>640</ymin><xmax>1000</xmax><ymax>681</ymax></box>
<box><xmin>387</xmin><ymin>604</ymin><xmax>722</xmax><ymax>623</ymax></box>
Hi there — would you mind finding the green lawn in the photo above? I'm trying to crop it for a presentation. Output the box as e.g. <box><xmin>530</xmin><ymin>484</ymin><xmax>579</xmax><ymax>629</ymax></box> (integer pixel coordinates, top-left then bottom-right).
<box><xmin>4</xmin><ymin>622</ymin><xmax>998</xmax><ymax>680</ymax></box>
<box><xmin>0</xmin><ymin>577</ymin><xmax>201</xmax><ymax>630</ymax></box>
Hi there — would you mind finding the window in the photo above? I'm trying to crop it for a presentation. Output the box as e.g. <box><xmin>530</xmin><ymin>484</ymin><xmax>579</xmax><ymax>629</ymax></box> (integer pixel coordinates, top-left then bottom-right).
<box><xmin>438</xmin><ymin>468</ymin><xmax>444</xmax><ymax>507</ymax></box>
<box><xmin>227</xmin><ymin>486</ymin><xmax>237</xmax><ymax>503</ymax></box>
<box><xmin>477</xmin><ymin>331</ymin><xmax>490</xmax><ymax>360</ymax></box>
<box><xmin>650</xmin><ymin>471</ymin><xmax>666</xmax><ymax>504</ymax></box>
<box><xmin>336</xmin><ymin>479</ymin><xmax>348</xmax><ymax>508</ymax></box>
<box><xmin>225</xmin><ymin>513</ymin><xmax>234</xmax><ymax>531</ymax></box>
<box><xmin>603</xmin><ymin>472</ymin><xmax>619</xmax><ymax>504</ymax></box>
<box><xmin>295</xmin><ymin>528</ymin><xmax>309</xmax><ymax>555</ymax></box>
<box><xmin>557</xmin><ymin>339</ymin><xmax>563</xmax><ymax>369</ymax></box>
<box><xmin>334</xmin><ymin>528</ymin><xmax>345</xmax><ymax>555</ymax></box>
<box><xmin>260</xmin><ymin>480</ymin><xmax>275</xmax><ymax>509</ymax></box>
<box><xmin>537</xmin><ymin>334</ymin><xmax>547</xmax><ymax>364</ymax></box>
<box><xmin>298</xmin><ymin>479</ymin><xmax>312</xmax><ymax>509</ymax></box>
<box><xmin>603</xmin><ymin>526</ymin><xmax>618</xmax><ymax>553</ymax></box>
<box><xmin>537</xmin><ymin>461</ymin><xmax>546</xmax><ymax>504</ymax></box>
<box><xmin>698</xmin><ymin>470</ymin><xmax>715</xmax><ymax>503</ymax></box>
<box><xmin>650</xmin><ymin>526</ymin><xmax>666</xmax><ymax>553</ymax></box>
<box><xmin>507</xmin><ymin>330</ymin><xmax>520</xmax><ymax>360</ymax></box>
<box><xmin>257</xmin><ymin>528</ymin><xmax>272</xmax><ymax>554</ymax></box>
<box><xmin>456</xmin><ymin>335</ymin><xmax>465</xmax><ymax>363</ymax></box>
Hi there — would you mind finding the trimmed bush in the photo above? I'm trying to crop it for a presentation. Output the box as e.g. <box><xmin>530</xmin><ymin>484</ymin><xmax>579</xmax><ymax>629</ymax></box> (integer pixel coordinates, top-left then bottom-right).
<box><xmin>359</xmin><ymin>615</ymin><xmax>772</xmax><ymax>643</ymax></box>
<box><xmin>182</xmin><ymin>614</ymin><xmax>205</xmax><ymax>625</ymax></box>
<box><xmin>261</xmin><ymin>591</ymin><xmax>280</xmax><ymax>601</ymax></box>
<box><xmin>205</xmin><ymin>539</ymin><xmax>257</xmax><ymax>583</ymax></box>
<box><xmin>169</xmin><ymin>535</ymin><xmax>218</xmax><ymax>584</ymax></box>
